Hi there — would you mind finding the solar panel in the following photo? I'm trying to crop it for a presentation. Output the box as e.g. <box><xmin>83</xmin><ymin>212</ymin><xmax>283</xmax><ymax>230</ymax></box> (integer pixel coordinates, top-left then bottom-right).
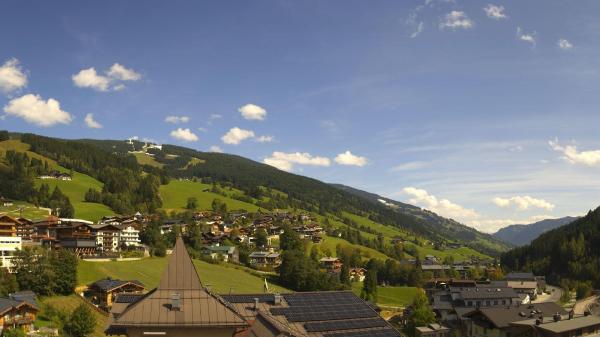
<box><xmin>284</xmin><ymin>292</ymin><xmax>361</xmax><ymax>306</ymax></box>
<box><xmin>304</xmin><ymin>318</ymin><xmax>387</xmax><ymax>332</ymax></box>
<box><xmin>283</xmin><ymin>305</ymin><xmax>378</xmax><ymax>322</ymax></box>
<box><xmin>323</xmin><ymin>328</ymin><xmax>401</xmax><ymax>337</ymax></box>
<box><xmin>221</xmin><ymin>294</ymin><xmax>274</xmax><ymax>303</ymax></box>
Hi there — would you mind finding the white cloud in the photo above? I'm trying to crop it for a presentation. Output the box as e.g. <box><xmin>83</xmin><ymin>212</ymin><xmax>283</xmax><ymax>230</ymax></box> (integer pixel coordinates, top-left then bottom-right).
<box><xmin>3</xmin><ymin>94</ymin><xmax>73</xmax><ymax>127</ymax></box>
<box><xmin>440</xmin><ymin>11</ymin><xmax>474</xmax><ymax>30</ymax></box>
<box><xmin>470</xmin><ymin>215</ymin><xmax>558</xmax><ymax>233</ymax></box>
<box><xmin>411</xmin><ymin>21</ymin><xmax>425</xmax><ymax>38</ymax></box>
<box><xmin>208</xmin><ymin>145</ymin><xmax>223</xmax><ymax>153</ymax></box>
<box><xmin>483</xmin><ymin>4</ymin><xmax>507</xmax><ymax>20</ymax></box>
<box><xmin>391</xmin><ymin>161</ymin><xmax>428</xmax><ymax>171</ymax></box>
<box><xmin>549</xmin><ymin>139</ymin><xmax>600</xmax><ymax>167</ymax></box>
<box><xmin>264</xmin><ymin>151</ymin><xmax>331</xmax><ymax>172</ymax></box>
<box><xmin>558</xmin><ymin>38</ymin><xmax>573</xmax><ymax>50</ymax></box>
<box><xmin>517</xmin><ymin>27</ymin><xmax>536</xmax><ymax>47</ymax></box>
<box><xmin>334</xmin><ymin>151</ymin><xmax>367</xmax><ymax>167</ymax></box>
<box><xmin>165</xmin><ymin>115</ymin><xmax>190</xmax><ymax>124</ymax></box>
<box><xmin>107</xmin><ymin>63</ymin><xmax>141</xmax><ymax>81</ymax></box>
<box><xmin>221</xmin><ymin>127</ymin><xmax>255</xmax><ymax>145</ymax></box>
<box><xmin>72</xmin><ymin>63</ymin><xmax>141</xmax><ymax>91</ymax></box>
<box><xmin>84</xmin><ymin>113</ymin><xmax>102</xmax><ymax>129</ymax></box>
<box><xmin>239</xmin><ymin>103</ymin><xmax>267</xmax><ymax>121</ymax></box>
<box><xmin>492</xmin><ymin>196</ymin><xmax>555</xmax><ymax>211</ymax></box>
<box><xmin>0</xmin><ymin>58</ymin><xmax>27</xmax><ymax>95</ymax></box>
<box><xmin>255</xmin><ymin>135</ymin><xmax>274</xmax><ymax>143</ymax></box>
<box><xmin>402</xmin><ymin>187</ymin><xmax>479</xmax><ymax>220</ymax></box>
<box><xmin>170</xmin><ymin>128</ymin><xmax>198</xmax><ymax>142</ymax></box>
<box><xmin>72</xmin><ymin>67</ymin><xmax>111</xmax><ymax>91</ymax></box>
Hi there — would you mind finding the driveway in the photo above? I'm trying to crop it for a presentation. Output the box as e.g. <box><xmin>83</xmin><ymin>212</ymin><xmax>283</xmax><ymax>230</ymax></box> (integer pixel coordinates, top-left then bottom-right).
<box><xmin>532</xmin><ymin>285</ymin><xmax>562</xmax><ymax>304</ymax></box>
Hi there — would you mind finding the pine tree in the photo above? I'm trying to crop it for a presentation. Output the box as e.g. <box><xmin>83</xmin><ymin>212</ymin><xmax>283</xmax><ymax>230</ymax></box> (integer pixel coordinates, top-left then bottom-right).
<box><xmin>361</xmin><ymin>269</ymin><xmax>378</xmax><ymax>302</ymax></box>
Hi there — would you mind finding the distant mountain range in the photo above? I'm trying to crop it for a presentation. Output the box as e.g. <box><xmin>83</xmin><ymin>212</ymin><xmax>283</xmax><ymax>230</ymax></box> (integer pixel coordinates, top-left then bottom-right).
<box><xmin>330</xmin><ymin>184</ymin><xmax>511</xmax><ymax>255</ymax></box>
<box><xmin>493</xmin><ymin>216</ymin><xmax>579</xmax><ymax>246</ymax></box>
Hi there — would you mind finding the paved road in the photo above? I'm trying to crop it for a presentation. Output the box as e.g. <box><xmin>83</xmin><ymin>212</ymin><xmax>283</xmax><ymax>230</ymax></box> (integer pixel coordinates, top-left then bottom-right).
<box><xmin>533</xmin><ymin>285</ymin><xmax>562</xmax><ymax>304</ymax></box>
<box><xmin>573</xmin><ymin>295</ymin><xmax>599</xmax><ymax>315</ymax></box>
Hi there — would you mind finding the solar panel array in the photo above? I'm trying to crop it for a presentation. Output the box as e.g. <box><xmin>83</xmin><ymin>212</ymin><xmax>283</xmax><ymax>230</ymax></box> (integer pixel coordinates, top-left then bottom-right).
<box><xmin>221</xmin><ymin>294</ymin><xmax>274</xmax><ymax>303</ymax></box>
<box><xmin>284</xmin><ymin>292</ymin><xmax>362</xmax><ymax>306</ymax></box>
<box><xmin>304</xmin><ymin>318</ymin><xmax>387</xmax><ymax>332</ymax></box>
<box><xmin>284</xmin><ymin>305</ymin><xmax>377</xmax><ymax>322</ymax></box>
<box><xmin>323</xmin><ymin>327</ymin><xmax>401</xmax><ymax>337</ymax></box>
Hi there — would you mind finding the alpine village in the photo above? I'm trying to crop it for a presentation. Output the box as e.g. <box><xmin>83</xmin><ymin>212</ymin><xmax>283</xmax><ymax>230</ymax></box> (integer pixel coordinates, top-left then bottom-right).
<box><xmin>1</xmin><ymin>2</ymin><xmax>598</xmax><ymax>337</ymax></box>
<box><xmin>0</xmin><ymin>131</ymin><xmax>596</xmax><ymax>337</ymax></box>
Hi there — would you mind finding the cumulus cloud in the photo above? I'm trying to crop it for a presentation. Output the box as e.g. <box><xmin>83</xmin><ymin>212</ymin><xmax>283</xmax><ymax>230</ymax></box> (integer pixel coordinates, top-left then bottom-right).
<box><xmin>239</xmin><ymin>103</ymin><xmax>267</xmax><ymax>121</ymax></box>
<box><xmin>440</xmin><ymin>11</ymin><xmax>474</xmax><ymax>30</ymax></box>
<box><xmin>334</xmin><ymin>151</ymin><xmax>367</xmax><ymax>167</ymax></box>
<box><xmin>255</xmin><ymin>135</ymin><xmax>274</xmax><ymax>143</ymax></box>
<box><xmin>106</xmin><ymin>63</ymin><xmax>141</xmax><ymax>81</ymax></box>
<box><xmin>557</xmin><ymin>38</ymin><xmax>573</xmax><ymax>50</ymax></box>
<box><xmin>170</xmin><ymin>128</ymin><xmax>198</xmax><ymax>142</ymax></box>
<box><xmin>483</xmin><ymin>4</ymin><xmax>507</xmax><ymax>20</ymax></box>
<box><xmin>165</xmin><ymin>115</ymin><xmax>190</xmax><ymax>124</ymax></box>
<box><xmin>221</xmin><ymin>127</ymin><xmax>255</xmax><ymax>145</ymax></box>
<box><xmin>0</xmin><ymin>58</ymin><xmax>28</xmax><ymax>95</ymax></box>
<box><xmin>403</xmin><ymin>187</ymin><xmax>479</xmax><ymax>220</ymax></box>
<box><xmin>469</xmin><ymin>215</ymin><xmax>558</xmax><ymax>233</ymax></box>
<box><xmin>264</xmin><ymin>151</ymin><xmax>331</xmax><ymax>172</ymax></box>
<box><xmin>208</xmin><ymin>145</ymin><xmax>223</xmax><ymax>153</ymax></box>
<box><xmin>84</xmin><ymin>113</ymin><xmax>102</xmax><ymax>129</ymax></box>
<box><xmin>72</xmin><ymin>63</ymin><xmax>141</xmax><ymax>91</ymax></box>
<box><xmin>492</xmin><ymin>196</ymin><xmax>555</xmax><ymax>211</ymax></box>
<box><xmin>549</xmin><ymin>139</ymin><xmax>600</xmax><ymax>167</ymax></box>
<box><xmin>3</xmin><ymin>94</ymin><xmax>73</xmax><ymax>127</ymax></box>
<box><xmin>517</xmin><ymin>27</ymin><xmax>536</xmax><ymax>47</ymax></box>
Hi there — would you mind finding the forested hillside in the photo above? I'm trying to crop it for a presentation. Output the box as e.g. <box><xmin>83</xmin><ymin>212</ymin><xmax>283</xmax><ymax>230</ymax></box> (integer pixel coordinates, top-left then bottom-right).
<box><xmin>0</xmin><ymin>131</ymin><xmax>509</xmax><ymax>256</ymax></box>
<box><xmin>493</xmin><ymin>216</ymin><xmax>579</xmax><ymax>246</ymax></box>
<box><xmin>501</xmin><ymin>207</ymin><xmax>600</xmax><ymax>287</ymax></box>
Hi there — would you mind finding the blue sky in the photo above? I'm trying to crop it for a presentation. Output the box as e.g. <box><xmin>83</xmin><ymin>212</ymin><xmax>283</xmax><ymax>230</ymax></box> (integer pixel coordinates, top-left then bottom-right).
<box><xmin>2</xmin><ymin>0</ymin><xmax>600</xmax><ymax>232</ymax></box>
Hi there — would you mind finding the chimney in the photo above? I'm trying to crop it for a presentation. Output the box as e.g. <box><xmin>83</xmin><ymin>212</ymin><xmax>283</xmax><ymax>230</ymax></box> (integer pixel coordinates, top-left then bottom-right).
<box><xmin>273</xmin><ymin>293</ymin><xmax>282</xmax><ymax>305</ymax></box>
<box><xmin>553</xmin><ymin>312</ymin><xmax>561</xmax><ymax>322</ymax></box>
<box><xmin>254</xmin><ymin>297</ymin><xmax>259</xmax><ymax>311</ymax></box>
<box><xmin>535</xmin><ymin>318</ymin><xmax>542</xmax><ymax>326</ymax></box>
<box><xmin>585</xmin><ymin>310</ymin><xmax>591</xmax><ymax>316</ymax></box>
<box><xmin>171</xmin><ymin>293</ymin><xmax>181</xmax><ymax>311</ymax></box>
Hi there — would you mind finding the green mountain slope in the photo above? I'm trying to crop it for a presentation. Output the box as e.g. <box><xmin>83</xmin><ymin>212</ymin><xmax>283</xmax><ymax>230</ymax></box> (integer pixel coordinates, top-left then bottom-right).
<box><xmin>501</xmin><ymin>207</ymin><xmax>600</xmax><ymax>286</ymax></box>
<box><xmin>1</xmin><ymin>131</ymin><xmax>508</xmax><ymax>258</ymax></box>
<box><xmin>493</xmin><ymin>216</ymin><xmax>579</xmax><ymax>246</ymax></box>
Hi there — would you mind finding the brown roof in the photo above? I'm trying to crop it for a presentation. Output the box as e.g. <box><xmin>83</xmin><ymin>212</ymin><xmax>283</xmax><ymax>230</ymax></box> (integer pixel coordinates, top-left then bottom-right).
<box><xmin>464</xmin><ymin>302</ymin><xmax>567</xmax><ymax>329</ymax></box>
<box><xmin>107</xmin><ymin>237</ymin><xmax>248</xmax><ymax>331</ymax></box>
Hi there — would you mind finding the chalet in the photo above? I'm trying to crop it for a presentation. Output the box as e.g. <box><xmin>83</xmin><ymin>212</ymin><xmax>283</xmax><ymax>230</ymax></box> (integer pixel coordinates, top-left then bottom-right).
<box><xmin>106</xmin><ymin>237</ymin><xmax>249</xmax><ymax>336</ymax></box>
<box><xmin>312</xmin><ymin>234</ymin><xmax>323</xmax><ymax>243</ymax></box>
<box><xmin>91</xmin><ymin>224</ymin><xmax>121</xmax><ymax>253</ymax></box>
<box><xmin>0</xmin><ymin>215</ymin><xmax>18</xmax><ymax>237</ymax></box>
<box><xmin>0</xmin><ymin>293</ymin><xmax>38</xmax><ymax>334</ymax></box>
<box><xmin>462</xmin><ymin>302</ymin><xmax>567</xmax><ymax>337</ymax></box>
<box><xmin>201</xmin><ymin>245</ymin><xmax>239</xmax><ymax>263</ymax></box>
<box><xmin>160</xmin><ymin>219</ymin><xmax>188</xmax><ymax>234</ymax></box>
<box><xmin>38</xmin><ymin>171</ymin><xmax>72</xmax><ymax>181</ymax></box>
<box><xmin>0</xmin><ymin>196</ymin><xmax>13</xmax><ymax>207</ymax></box>
<box><xmin>117</xmin><ymin>223</ymin><xmax>141</xmax><ymax>248</ymax></box>
<box><xmin>15</xmin><ymin>218</ymin><xmax>35</xmax><ymax>240</ymax></box>
<box><xmin>249</xmin><ymin>251</ymin><xmax>281</xmax><ymax>268</ymax></box>
<box><xmin>349</xmin><ymin>267</ymin><xmax>367</xmax><ymax>282</ymax></box>
<box><xmin>87</xmin><ymin>279</ymin><xmax>145</xmax><ymax>310</ymax></box>
<box><xmin>416</xmin><ymin>323</ymin><xmax>451</xmax><ymax>337</ymax></box>
<box><xmin>319</xmin><ymin>257</ymin><xmax>343</xmax><ymax>272</ymax></box>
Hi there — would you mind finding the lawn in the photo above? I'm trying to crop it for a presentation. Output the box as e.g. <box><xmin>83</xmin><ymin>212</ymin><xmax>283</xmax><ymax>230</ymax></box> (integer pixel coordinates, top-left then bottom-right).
<box><xmin>351</xmin><ymin>283</ymin><xmax>418</xmax><ymax>308</ymax></box>
<box><xmin>306</xmin><ymin>234</ymin><xmax>391</xmax><ymax>261</ymax></box>
<box><xmin>159</xmin><ymin>180</ymin><xmax>259</xmax><ymax>213</ymax></box>
<box><xmin>0</xmin><ymin>201</ymin><xmax>50</xmax><ymax>220</ymax></box>
<box><xmin>132</xmin><ymin>152</ymin><xmax>164</xmax><ymax>168</ymax></box>
<box><xmin>38</xmin><ymin>295</ymin><xmax>108</xmax><ymax>337</ymax></box>
<box><xmin>35</xmin><ymin>171</ymin><xmax>114</xmax><ymax>222</ymax></box>
<box><xmin>78</xmin><ymin>257</ymin><xmax>289</xmax><ymax>294</ymax></box>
